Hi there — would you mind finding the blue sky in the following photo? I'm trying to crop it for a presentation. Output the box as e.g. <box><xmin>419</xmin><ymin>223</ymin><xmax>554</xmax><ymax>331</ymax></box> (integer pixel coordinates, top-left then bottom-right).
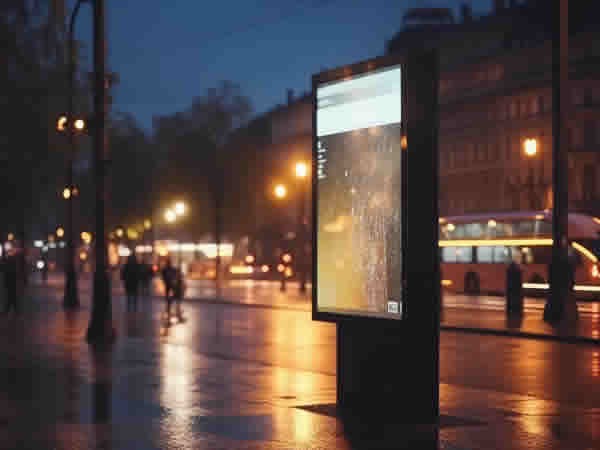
<box><xmin>75</xmin><ymin>0</ymin><xmax>490</xmax><ymax>130</ymax></box>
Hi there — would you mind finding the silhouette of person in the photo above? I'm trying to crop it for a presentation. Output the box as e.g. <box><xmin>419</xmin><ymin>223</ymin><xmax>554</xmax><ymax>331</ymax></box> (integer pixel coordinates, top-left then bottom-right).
<box><xmin>139</xmin><ymin>262</ymin><xmax>153</xmax><ymax>299</ymax></box>
<box><xmin>173</xmin><ymin>268</ymin><xmax>186</xmax><ymax>317</ymax></box>
<box><xmin>506</xmin><ymin>260</ymin><xmax>523</xmax><ymax>315</ymax></box>
<box><xmin>161</xmin><ymin>258</ymin><xmax>177</xmax><ymax>316</ymax></box>
<box><xmin>121</xmin><ymin>254</ymin><xmax>140</xmax><ymax>311</ymax></box>
<box><xmin>3</xmin><ymin>251</ymin><xmax>19</xmax><ymax>314</ymax></box>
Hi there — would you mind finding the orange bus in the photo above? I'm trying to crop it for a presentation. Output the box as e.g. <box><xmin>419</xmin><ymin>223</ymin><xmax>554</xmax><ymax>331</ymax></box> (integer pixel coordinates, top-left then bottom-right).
<box><xmin>439</xmin><ymin>211</ymin><xmax>600</xmax><ymax>298</ymax></box>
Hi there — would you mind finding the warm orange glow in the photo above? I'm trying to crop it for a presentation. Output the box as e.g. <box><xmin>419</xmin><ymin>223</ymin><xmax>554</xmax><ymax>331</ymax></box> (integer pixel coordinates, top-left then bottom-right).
<box><xmin>56</xmin><ymin>227</ymin><xmax>64</xmax><ymax>238</ymax></box>
<box><xmin>57</xmin><ymin>115</ymin><xmax>68</xmax><ymax>131</ymax></box>
<box><xmin>74</xmin><ymin>118</ymin><xmax>85</xmax><ymax>131</ymax></box>
<box><xmin>79</xmin><ymin>251</ymin><xmax>87</xmax><ymax>261</ymax></box>
<box><xmin>445</xmin><ymin>223</ymin><xmax>455</xmax><ymax>232</ymax></box>
<box><xmin>277</xmin><ymin>264</ymin><xmax>285</xmax><ymax>273</ymax></box>
<box><xmin>440</xmin><ymin>238</ymin><xmax>553</xmax><ymax>248</ymax></box>
<box><xmin>523</xmin><ymin>138</ymin><xmax>538</xmax><ymax>157</ymax></box>
<box><xmin>487</xmin><ymin>219</ymin><xmax>497</xmax><ymax>228</ymax></box>
<box><xmin>164</xmin><ymin>209</ymin><xmax>176</xmax><ymax>223</ymax></box>
<box><xmin>144</xmin><ymin>219</ymin><xmax>152</xmax><ymax>230</ymax></box>
<box><xmin>594</xmin><ymin>217</ymin><xmax>600</xmax><ymax>226</ymax></box>
<box><xmin>441</xmin><ymin>279</ymin><xmax>453</xmax><ymax>287</ymax></box>
<box><xmin>282</xmin><ymin>253</ymin><xmax>292</xmax><ymax>263</ymax></box>
<box><xmin>127</xmin><ymin>228</ymin><xmax>139</xmax><ymax>240</ymax></box>
<box><xmin>274</xmin><ymin>184</ymin><xmax>287</xmax><ymax>199</ymax></box>
<box><xmin>591</xmin><ymin>264</ymin><xmax>599</xmax><ymax>279</ymax></box>
<box><xmin>401</xmin><ymin>134</ymin><xmax>408</xmax><ymax>150</ymax></box>
<box><xmin>62</xmin><ymin>187</ymin><xmax>71</xmax><ymax>200</ymax></box>
<box><xmin>115</xmin><ymin>228</ymin><xmax>124</xmax><ymax>238</ymax></box>
<box><xmin>261</xmin><ymin>264</ymin><xmax>270</xmax><ymax>273</ymax></box>
<box><xmin>244</xmin><ymin>255</ymin><xmax>255</xmax><ymax>264</ymax></box>
<box><xmin>284</xmin><ymin>267</ymin><xmax>293</xmax><ymax>278</ymax></box>
<box><xmin>295</xmin><ymin>161</ymin><xmax>309</xmax><ymax>178</ymax></box>
<box><xmin>229</xmin><ymin>265</ymin><xmax>254</xmax><ymax>275</ymax></box>
<box><xmin>80</xmin><ymin>232</ymin><xmax>92</xmax><ymax>244</ymax></box>
<box><xmin>7</xmin><ymin>233</ymin><xmax>14</xmax><ymax>241</ymax></box>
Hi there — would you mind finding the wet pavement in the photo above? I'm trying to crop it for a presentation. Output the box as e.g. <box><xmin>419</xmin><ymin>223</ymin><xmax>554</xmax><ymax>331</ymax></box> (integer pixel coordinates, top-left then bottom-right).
<box><xmin>0</xmin><ymin>277</ymin><xmax>598</xmax><ymax>448</ymax></box>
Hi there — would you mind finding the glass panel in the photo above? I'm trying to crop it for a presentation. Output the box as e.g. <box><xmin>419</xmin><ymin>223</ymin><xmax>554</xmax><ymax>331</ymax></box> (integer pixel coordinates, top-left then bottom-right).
<box><xmin>442</xmin><ymin>247</ymin><xmax>457</xmax><ymax>263</ymax></box>
<box><xmin>455</xmin><ymin>247</ymin><xmax>473</xmax><ymax>263</ymax></box>
<box><xmin>477</xmin><ymin>246</ymin><xmax>493</xmax><ymax>263</ymax></box>
<box><xmin>493</xmin><ymin>246</ymin><xmax>512</xmax><ymax>263</ymax></box>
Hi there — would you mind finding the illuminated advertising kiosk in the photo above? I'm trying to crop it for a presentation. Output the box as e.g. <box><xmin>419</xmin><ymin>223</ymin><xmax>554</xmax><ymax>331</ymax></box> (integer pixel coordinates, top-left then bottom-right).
<box><xmin>312</xmin><ymin>51</ymin><xmax>440</xmax><ymax>425</ymax></box>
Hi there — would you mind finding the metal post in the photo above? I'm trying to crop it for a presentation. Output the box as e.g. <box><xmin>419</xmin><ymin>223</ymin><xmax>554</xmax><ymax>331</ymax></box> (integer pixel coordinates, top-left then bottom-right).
<box><xmin>63</xmin><ymin>0</ymin><xmax>83</xmax><ymax>309</ymax></box>
<box><xmin>297</xmin><ymin>180</ymin><xmax>307</xmax><ymax>294</ymax></box>
<box><xmin>86</xmin><ymin>0</ymin><xmax>114</xmax><ymax>343</ymax></box>
<box><xmin>544</xmin><ymin>0</ymin><xmax>577</xmax><ymax>323</ymax></box>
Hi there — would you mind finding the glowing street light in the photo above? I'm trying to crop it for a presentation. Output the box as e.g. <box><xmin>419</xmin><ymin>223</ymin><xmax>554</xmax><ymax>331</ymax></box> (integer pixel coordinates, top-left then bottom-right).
<box><xmin>115</xmin><ymin>228</ymin><xmax>124</xmax><ymax>238</ymax></box>
<box><xmin>74</xmin><ymin>118</ymin><xmax>86</xmax><ymax>131</ymax></box>
<box><xmin>274</xmin><ymin>184</ymin><xmax>287</xmax><ymax>199</ymax></box>
<box><xmin>56</xmin><ymin>227</ymin><xmax>65</xmax><ymax>238</ymax></box>
<box><xmin>295</xmin><ymin>161</ymin><xmax>309</xmax><ymax>179</ymax></box>
<box><xmin>523</xmin><ymin>138</ymin><xmax>538</xmax><ymax>158</ymax></box>
<box><xmin>57</xmin><ymin>115</ymin><xmax>68</xmax><ymax>132</ymax></box>
<box><xmin>80</xmin><ymin>231</ymin><xmax>92</xmax><ymax>244</ymax></box>
<box><xmin>63</xmin><ymin>187</ymin><xmax>72</xmax><ymax>200</ymax></box>
<box><xmin>165</xmin><ymin>209</ymin><xmax>176</xmax><ymax>223</ymax></box>
<box><xmin>144</xmin><ymin>219</ymin><xmax>152</xmax><ymax>230</ymax></box>
<box><xmin>174</xmin><ymin>201</ymin><xmax>186</xmax><ymax>216</ymax></box>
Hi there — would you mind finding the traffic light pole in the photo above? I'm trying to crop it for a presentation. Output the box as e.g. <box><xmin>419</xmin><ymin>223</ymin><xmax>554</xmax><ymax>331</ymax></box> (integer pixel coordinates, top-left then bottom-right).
<box><xmin>86</xmin><ymin>0</ymin><xmax>114</xmax><ymax>343</ymax></box>
<box><xmin>544</xmin><ymin>0</ymin><xmax>578</xmax><ymax>323</ymax></box>
<box><xmin>63</xmin><ymin>0</ymin><xmax>83</xmax><ymax>309</ymax></box>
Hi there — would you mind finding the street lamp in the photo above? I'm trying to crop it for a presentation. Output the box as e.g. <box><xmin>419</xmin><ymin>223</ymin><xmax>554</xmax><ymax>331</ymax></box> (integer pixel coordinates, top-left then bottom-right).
<box><xmin>174</xmin><ymin>201</ymin><xmax>186</xmax><ymax>216</ymax></box>
<box><xmin>274</xmin><ymin>184</ymin><xmax>287</xmax><ymax>199</ymax></box>
<box><xmin>164</xmin><ymin>209</ymin><xmax>176</xmax><ymax>223</ymax></box>
<box><xmin>523</xmin><ymin>138</ymin><xmax>539</xmax><ymax>209</ymax></box>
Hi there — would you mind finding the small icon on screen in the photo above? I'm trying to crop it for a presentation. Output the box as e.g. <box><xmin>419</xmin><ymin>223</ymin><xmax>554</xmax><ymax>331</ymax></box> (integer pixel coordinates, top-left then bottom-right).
<box><xmin>387</xmin><ymin>300</ymin><xmax>401</xmax><ymax>316</ymax></box>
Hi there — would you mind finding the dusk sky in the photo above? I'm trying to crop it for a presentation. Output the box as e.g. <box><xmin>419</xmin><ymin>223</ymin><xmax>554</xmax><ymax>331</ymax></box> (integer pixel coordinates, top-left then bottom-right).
<box><xmin>76</xmin><ymin>0</ymin><xmax>489</xmax><ymax>130</ymax></box>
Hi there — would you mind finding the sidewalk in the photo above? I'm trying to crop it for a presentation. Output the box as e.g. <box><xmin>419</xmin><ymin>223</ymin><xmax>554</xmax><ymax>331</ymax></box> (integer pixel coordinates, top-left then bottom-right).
<box><xmin>0</xmin><ymin>289</ymin><xmax>599</xmax><ymax>449</ymax></box>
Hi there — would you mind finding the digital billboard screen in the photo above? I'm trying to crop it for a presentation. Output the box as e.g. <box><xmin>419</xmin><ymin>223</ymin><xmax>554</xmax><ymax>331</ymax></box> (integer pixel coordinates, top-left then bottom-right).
<box><xmin>315</xmin><ymin>64</ymin><xmax>403</xmax><ymax>320</ymax></box>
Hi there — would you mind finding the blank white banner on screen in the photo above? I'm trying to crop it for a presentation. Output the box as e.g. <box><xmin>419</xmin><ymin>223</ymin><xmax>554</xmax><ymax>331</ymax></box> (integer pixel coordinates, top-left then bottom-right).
<box><xmin>316</xmin><ymin>66</ymin><xmax>401</xmax><ymax>137</ymax></box>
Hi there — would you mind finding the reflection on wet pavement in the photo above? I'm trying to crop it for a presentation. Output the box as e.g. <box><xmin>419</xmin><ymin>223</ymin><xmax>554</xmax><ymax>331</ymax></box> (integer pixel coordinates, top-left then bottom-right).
<box><xmin>0</xmin><ymin>278</ymin><xmax>597</xmax><ymax>448</ymax></box>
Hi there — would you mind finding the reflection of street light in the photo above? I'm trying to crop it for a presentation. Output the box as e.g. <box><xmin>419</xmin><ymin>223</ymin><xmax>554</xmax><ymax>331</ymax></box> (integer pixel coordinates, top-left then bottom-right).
<box><xmin>274</xmin><ymin>184</ymin><xmax>287</xmax><ymax>199</ymax></box>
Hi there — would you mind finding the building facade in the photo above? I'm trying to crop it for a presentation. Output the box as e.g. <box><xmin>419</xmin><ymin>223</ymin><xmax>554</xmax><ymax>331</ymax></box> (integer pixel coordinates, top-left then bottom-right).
<box><xmin>388</xmin><ymin>0</ymin><xmax>600</xmax><ymax>216</ymax></box>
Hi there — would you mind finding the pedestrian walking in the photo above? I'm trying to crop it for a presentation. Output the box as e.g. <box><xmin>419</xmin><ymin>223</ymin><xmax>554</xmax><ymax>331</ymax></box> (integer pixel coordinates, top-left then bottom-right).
<box><xmin>173</xmin><ymin>268</ymin><xmax>186</xmax><ymax>317</ymax></box>
<box><xmin>140</xmin><ymin>262</ymin><xmax>153</xmax><ymax>299</ymax></box>
<box><xmin>121</xmin><ymin>254</ymin><xmax>140</xmax><ymax>311</ymax></box>
<box><xmin>161</xmin><ymin>258</ymin><xmax>177</xmax><ymax>316</ymax></box>
<box><xmin>2</xmin><ymin>251</ymin><xmax>20</xmax><ymax>314</ymax></box>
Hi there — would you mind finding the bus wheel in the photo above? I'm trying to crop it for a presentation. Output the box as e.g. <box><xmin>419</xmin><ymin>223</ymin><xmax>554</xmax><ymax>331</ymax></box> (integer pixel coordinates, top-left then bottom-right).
<box><xmin>464</xmin><ymin>272</ymin><xmax>480</xmax><ymax>295</ymax></box>
<box><xmin>529</xmin><ymin>273</ymin><xmax>545</xmax><ymax>284</ymax></box>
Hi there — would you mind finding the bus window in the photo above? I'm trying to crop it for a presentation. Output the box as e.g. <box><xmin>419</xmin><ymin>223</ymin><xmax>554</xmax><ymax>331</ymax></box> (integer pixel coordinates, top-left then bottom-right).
<box><xmin>465</xmin><ymin>223</ymin><xmax>484</xmax><ymax>238</ymax></box>
<box><xmin>442</xmin><ymin>247</ymin><xmax>457</xmax><ymax>263</ymax></box>
<box><xmin>476</xmin><ymin>246</ymin><xmax>493</xmax><ymax>263</ymax></box>
<box><xmin>442</xmin><ymin>247</ymin><xmax>473</xmax><ymax>263</ymax></box>
<box><xmin>493</xmin><ymin>246</ymin><xmax>512</xmax><ymax>263</ymax></box>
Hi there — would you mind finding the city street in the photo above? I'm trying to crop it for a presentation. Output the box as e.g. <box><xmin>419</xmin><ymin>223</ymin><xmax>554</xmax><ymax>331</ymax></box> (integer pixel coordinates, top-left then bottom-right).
<box><xmin>0</xmin><ymin>275</ymin><xmax>596</xmax><ymax>448</ymax></box>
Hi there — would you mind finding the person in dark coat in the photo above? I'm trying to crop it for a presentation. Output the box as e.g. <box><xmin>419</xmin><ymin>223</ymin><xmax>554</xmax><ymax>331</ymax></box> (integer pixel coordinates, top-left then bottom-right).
<box><xmin>121</xmin><ymin>254</ymin><xmax>140</xmax><ymax>311</ymax></box>
<box><xmin>506</xmin><ymin>260</ymin><xmax>523</xmax><ymax>316</ymax></box>
<box><xmin>161</xmin><ymin>258</ymin><xmax>177</xmax><ymax>316</ymax></box>
<box><xmin>3</xmin><ymin>252</ymin><xmax>19</xmax><ymax>314</ymax></box>
<box><xmin>139</xmin><ymin>263</ymin><xmax>153</xmax><ymax>299</ymax></box>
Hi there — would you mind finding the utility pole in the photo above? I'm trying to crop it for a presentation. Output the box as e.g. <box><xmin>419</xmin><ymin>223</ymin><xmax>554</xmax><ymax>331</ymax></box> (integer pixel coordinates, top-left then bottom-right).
<box><xmin>544</xmin><ymin>0</ymin><xmax>578</xmax><ymax>323</ymax></box>
<box><xmin>86</xmin><ymin>0</ymin><xmax>114</xmax><ymax>343</ymax></box>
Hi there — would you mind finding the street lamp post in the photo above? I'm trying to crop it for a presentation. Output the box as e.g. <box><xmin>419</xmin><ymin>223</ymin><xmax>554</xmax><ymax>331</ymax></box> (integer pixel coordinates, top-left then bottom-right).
<box><xmin>62</xmin><ymin>0</ymin><xmax>89</xmax><ymax>309</ymax></box>
<box><xmin>86</xmin><ymin>0</ymin><xmax>114</xmax><ymax>343</ymax></box>
<box><xmin>294</xmin><ymin>162</ymin><xmax>309</xmax><ymax>294</ymax></box>
<box><xmin>544</xmin><ymin>0</ymin><xmax>578</xmax><ymax>323</ymax></box>
<box><xmin>273</xmin><ymin>184</ymin><xmax>288</xmax><ymax>292</ymax></box>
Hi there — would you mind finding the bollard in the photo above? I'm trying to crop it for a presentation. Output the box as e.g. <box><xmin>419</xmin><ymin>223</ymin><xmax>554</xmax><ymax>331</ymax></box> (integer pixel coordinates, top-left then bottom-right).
<box><xmin>506</xmin><ymin>261</ymin><xmax>523</xmax><ymax>316</ymax></box>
